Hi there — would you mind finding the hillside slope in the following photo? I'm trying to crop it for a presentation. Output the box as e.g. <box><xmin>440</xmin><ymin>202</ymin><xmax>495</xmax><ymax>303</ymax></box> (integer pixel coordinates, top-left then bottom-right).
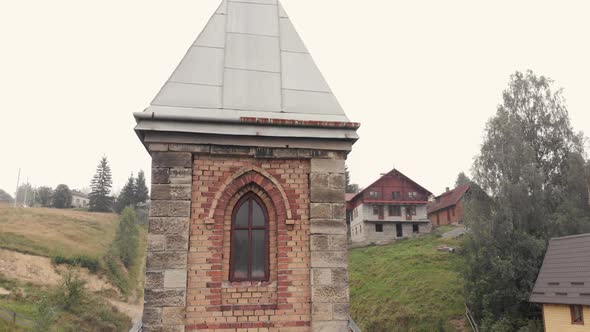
<box><xmin>0</xmin><ymin>204</ymin><xmax>118</xmax><ymax>260</ymax></box>
<box><xmin>349</xmin><ymin>229</ymin><xmax>465</xmax><ymax>332</ymax></box>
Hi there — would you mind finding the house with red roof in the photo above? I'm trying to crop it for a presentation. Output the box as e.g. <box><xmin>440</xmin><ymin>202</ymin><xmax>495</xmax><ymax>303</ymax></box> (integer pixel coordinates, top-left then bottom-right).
<box><xmin>346</xmin><ymin>169</ymin><xmax>433</xmax><ymax>245</ymax></box>
<box><xmin>427</xmin><ymin>184</ymin><xmax>470</xmax><ymax>227</ymax></box>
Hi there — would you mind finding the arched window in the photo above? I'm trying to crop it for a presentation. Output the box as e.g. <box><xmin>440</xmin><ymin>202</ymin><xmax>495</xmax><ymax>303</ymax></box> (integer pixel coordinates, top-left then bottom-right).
<box><xmin>230</xmin><ymin>193</ymin><xmax>269</xmax><ymax>282</ymax></box>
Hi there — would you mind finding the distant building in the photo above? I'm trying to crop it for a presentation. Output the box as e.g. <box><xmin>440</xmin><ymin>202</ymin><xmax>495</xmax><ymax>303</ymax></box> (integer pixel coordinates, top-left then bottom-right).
<box><xmin>347</xmin><ymin>169</ymin><xmax>433</xmax><ymax>245</ymax></box>
<box><xmin>71</xmin><ymin>191</ymin><xmax>89</xmax><ymax>208</ymax></box>
<box><xmin>530</xmin><ymin>233</ymin><xmax>590</xmax><ymax>331</ymax></box>
<box><xmin>427</xmin><ymin>184</ymin><xmax>470</xmax><ymax>227</ymax></box>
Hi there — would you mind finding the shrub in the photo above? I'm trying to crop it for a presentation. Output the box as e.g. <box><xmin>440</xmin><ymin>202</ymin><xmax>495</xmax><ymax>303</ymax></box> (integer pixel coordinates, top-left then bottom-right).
<box><xmin>51</xmin><ymin>255</ymin><xmax>100</xmax><ymax>273</ymax></box>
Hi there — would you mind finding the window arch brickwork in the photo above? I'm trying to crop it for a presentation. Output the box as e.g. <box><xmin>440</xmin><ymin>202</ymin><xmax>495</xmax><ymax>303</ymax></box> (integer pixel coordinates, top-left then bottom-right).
<box><xmin>187</xmin><ymin>156</ymin><xmax>311</xmax><ymax>330</ymax></box>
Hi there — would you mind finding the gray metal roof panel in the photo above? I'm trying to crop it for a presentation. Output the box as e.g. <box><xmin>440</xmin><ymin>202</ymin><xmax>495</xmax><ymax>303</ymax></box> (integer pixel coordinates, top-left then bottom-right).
<box><xmin>193</xmin><ymin>14</ymin><xmax>226</xmax><ymax>48</ymax></box>
<box><xmin>170</xmin><ymin>47</ymin><xmax>224</xmax><ymax>85</ymax></box>
<box><xmin>530</xmin><ymin>233</ymin><xmax>590</xmax><ymax>306</ymax></box>
<box><xmin>223</xmin><ymin>69</ymin><xmax>282</xmax><ymax>111</ymax></box>
<box><xmin>226</xmin><ymin>33</ymin><xmax>280</xmax><ymax>72</ymax></box>
<box><xmin>280</xmin><ymin>18</ymin><xmax>308</xmax><ymax>53</ymax></box>
<box><xmin>138</xmin><ymin>0</ymin><xmax>359</xmax><ymax>143</ymax></box>
<box><xmin>228</xmin><ymin>2</ymin><xmax>279</xmax><ymax>37</ymax></box>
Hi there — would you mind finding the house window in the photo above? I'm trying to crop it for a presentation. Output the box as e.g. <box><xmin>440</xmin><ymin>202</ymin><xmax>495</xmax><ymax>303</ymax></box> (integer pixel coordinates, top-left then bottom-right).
<box><xmin>389</xmin><ymin>205</ymin><xmax>401</xmax><ymax>216</ymax></box>
<box><xmin>369</xmin><ymin>191</ymin><xmax>380</xmax><ymax>199</ymax></box>
<box><xmin>230</xmin><ymin>193</ymin><xmax>269</xmax><ymax>282</ymax></box>
<box><xmin>392</xmin><ymin>191</ymin><xmax>401</xmax><ymax>200</ymax></box>
<box><xmin>413</xmin><ymin>224</ymin><xmax>419</xmax><ymax>233</ymax></box>
<box><xmin>408</xmin><ymin>192</ymin><xmax>417</xmax><ymax>200</ymax></box>
<box><xmin>375</xmin><ymin>224</ymin><xmax>383</xmax><ymax>232</ymax></box>
<box><xmin>571</xmin><ymin>305</ymin><xmax>584</xmax><ymax>325</ymax></box>
<box><xmin>373</xmin><ymin>205</ymin><xmax>380</xmax><ymax>215</ymax></box>
<box><xmin>408</xmin><ymin>206</ymin><xmax>417</xmax><ymax>216</ymax></box>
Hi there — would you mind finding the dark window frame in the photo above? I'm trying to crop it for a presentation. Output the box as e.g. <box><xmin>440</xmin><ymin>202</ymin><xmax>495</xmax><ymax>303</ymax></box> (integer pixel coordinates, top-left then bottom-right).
<box><xmin>229</xmin><ymin>193</ymin><xmax>270</xmax><ymax>282</ymax></box>
<box><xmin>389</xmin><ymin>205</ymin><xmax>401</xmax><ymax>216</ymax></box>
<box><xmin>375</xmin><ymin>224</ymin><xmax>384</xmax><ymax>232</ymax></box>
<box><xmin>392</xmin><ymin>191</ymin><xmax>401</xmax><ymax>200</ymax></box>
<box><xmin>571</xmin><ymin>304</ymin><xmax>584</xmax><ymax>325</ymax></box>
<box><xmin>412</xmin><ymin>224</ymin><xmax>419</xmax><ymax>233</ymax></box>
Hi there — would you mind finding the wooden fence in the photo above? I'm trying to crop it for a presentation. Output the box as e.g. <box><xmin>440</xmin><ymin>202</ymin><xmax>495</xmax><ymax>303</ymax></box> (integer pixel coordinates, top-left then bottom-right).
<box><xmin>0</xmin><ymin>306</ymin><xmax>35</xmax><ymax>329</ymax></box>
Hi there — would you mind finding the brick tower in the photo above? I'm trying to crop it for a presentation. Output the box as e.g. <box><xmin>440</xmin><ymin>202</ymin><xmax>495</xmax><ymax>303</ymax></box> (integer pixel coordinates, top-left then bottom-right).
<box><xmin>134</xmin><ymin>1</ymin><xmax>359</xmax><ymax>331</ymax></box>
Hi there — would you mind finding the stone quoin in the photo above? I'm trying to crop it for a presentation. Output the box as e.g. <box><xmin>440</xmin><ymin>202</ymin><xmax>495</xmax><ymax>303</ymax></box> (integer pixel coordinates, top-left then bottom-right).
<box><xmin>134</xmin><ymin>1</ymin><xmax>359</xmax><ymax>331</ymax></box>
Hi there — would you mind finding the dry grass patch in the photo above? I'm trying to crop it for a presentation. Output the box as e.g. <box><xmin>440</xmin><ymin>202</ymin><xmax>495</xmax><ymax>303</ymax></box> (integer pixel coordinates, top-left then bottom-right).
<box><xmin>0</xmin><ymin>205</ymin><xmax>118</xmax><ymax>260</ymax></box>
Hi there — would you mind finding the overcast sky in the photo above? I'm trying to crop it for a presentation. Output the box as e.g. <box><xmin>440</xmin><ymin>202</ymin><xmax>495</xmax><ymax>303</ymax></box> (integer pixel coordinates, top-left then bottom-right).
<box><xmin>1</xmin><ymin>0</ymin><xmax>589</xmax><ymax>197</ymax></box>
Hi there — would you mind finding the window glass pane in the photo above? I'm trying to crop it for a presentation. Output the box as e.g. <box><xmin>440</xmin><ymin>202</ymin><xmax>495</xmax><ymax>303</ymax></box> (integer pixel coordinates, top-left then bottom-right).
<box><xmin>232</xmin><ymin>230</ymin><xmax>249</xmax><ymax>279</ymax></box>
<box><xmin>235</xmin><ymin>201</ymin><xmax>249</xmax><ymax>227</ymax></box>
<box><xmin>252</xmin><ymin>200</ymin><xmax>265</xmax><ymax>227</ymax></box>
<box><xmin>251</xmin><ymin>230</ymin><xmax>266</xmax><ymax>279</ymax></box>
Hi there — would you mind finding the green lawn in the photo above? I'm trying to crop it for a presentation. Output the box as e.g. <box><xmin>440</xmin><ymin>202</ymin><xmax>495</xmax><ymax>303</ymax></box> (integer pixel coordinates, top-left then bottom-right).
<box><xmin>349</xmin><ymin>230</ymin><xmax>465</xmax><ymax>332</ymax></box>
<box><xmin>0</xmin><ymin>205</ymin><xmax>118</xmax><ymax>260</ymax></box>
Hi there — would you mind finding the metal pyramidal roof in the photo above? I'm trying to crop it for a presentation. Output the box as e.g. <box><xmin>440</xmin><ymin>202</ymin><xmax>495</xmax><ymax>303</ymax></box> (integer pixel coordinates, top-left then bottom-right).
<box><xmin>135</xmin><ymin>0</ymin><xmax>359</xmax><ymax>148</ymax></box>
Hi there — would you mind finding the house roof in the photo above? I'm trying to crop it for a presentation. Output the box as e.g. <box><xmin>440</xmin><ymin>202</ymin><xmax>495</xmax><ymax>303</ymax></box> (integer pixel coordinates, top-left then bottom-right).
<box><xmin>427</xmin><ymin>184</ymin><xmax>470</xmax><ymax>214</ymax></box>
<box><xmin>348</xmin><ymin>169</ymin><xmax>433</xmax><ymax>203</ymax></box>
<box><xmin>345</xmin><ymin>193</ymin><xmax>357</xmax><ymax>202</ymax></box>
<box><xmin>134</xmin><ymin>0</ymin><xmax>359</xmax><ymax>147</ymax></box>
<box><xmin>71</xmin><ymin>190</ymin><xmax>88</xmax><ymax>199</ymax></box>
<box><xmin>530</xmin><ymin>233</ymin><xmax>590</xmax><ymax>306</ymax></box>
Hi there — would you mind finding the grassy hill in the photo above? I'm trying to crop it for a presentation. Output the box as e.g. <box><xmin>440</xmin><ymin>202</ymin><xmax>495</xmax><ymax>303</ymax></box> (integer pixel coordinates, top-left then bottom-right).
<box><xmin>349</xmin><ymin>228</ymin><xmax>466</xmax><ymax>332</ymax></box>
<box><xmin>0</xmin><ymin>204</ymin><xmax>118</xmax><ymax>260</ymax></box>
<box><xmin>0</xmin><ymin>204</ymin><xmax>146</xmax><ymax>331</ymax></box>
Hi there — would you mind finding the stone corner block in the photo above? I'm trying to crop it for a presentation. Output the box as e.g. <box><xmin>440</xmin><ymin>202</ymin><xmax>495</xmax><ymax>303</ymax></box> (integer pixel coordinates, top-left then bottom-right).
<box><xmin>144</xmin><ymin>289</ymin><xmax>187</xmax><ymax>307</ymax></box>
<box><xmin>153</xmin><ymin>152</ymin><xmax>192</xmax><ymax>168</ymax></box>
<box><xmin>312</xmin><ymin>320</ymin><xmax>349</xmax><ymax>332</ymax></box>
<box><xmin>311</xmin><ymin>159</ymin><xmax>345</xmax><ymax>174</ymax></box>
<box><xmin>147</xmin><ymin>252</ymin><xmax>188</xmax><ymax>270</ymax></box>
<box><xmin>151</xmin><ymin>184</ymin><xmax>192</xmax><ymax>201</ymax></box>
<box><xmin>164</xmin><ymin>269</ymin><xmax>188</xmax><ymax>288</ymax></box>
<box><xmin>311</xmin><ymin>251</ymin><xmax>347</xmax><ymax>268</ymax></box>
<box><xmin>162</xmin><ymin>306</ymin><xmax>186</xmax><ymax>325</ymax></box>
<box><xmin>150</xmin><ymin>201</ymin><xmax>191</xmax><ymax>218</ymax></box>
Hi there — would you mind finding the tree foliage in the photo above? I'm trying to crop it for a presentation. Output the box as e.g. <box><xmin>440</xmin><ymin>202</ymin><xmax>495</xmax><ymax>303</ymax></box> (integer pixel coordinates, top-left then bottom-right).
<box><xmin>89</xmin><ymin>156</ymin><xmax>113</xmax><ymax>212</ymax></box>
<box><xmin>464</xmin><ymin>70</ymin><xmax>590</xmax><ymax>331</ymax></box>
<box><xmin>36</xmin><ymin>186</ymin><xmax>54</xmax><ymax>207</ymax></box>
<box><xmin>114</xmin><ymin>174</ymin><xmax>136</xmax><ymax>214</ymax></box>
<box><xmin>135</xmin><ymin>170</ymin><xmax>149</xmax><ymax>204</ymax></box>
<box><xmin>114</xmin><ymin>170</ymin><xmax>149</xmax><ymax>214</ymax></box>
<box><xmin>16</xmin><ymin>183</ymin><xmax>35</xmax><ymax>206</ymax></box>
<box><xmin>345</xmin><ymin>165</ymin><xmax>360</xmax><ymax>194</ymax></box>
<box><xmin>52</xmin><ymin>184</ymin><xmax>73</xmax><ymax>209</ymax></box>
<box><xmin>0</xmin><ymin>189</ymin><xmax>13</xmax><ymax>203</ymax></box>
<box><xmin>114</xmin><ymin>207</ymin><xmax>139</xmax><ymax>268</ymax></box>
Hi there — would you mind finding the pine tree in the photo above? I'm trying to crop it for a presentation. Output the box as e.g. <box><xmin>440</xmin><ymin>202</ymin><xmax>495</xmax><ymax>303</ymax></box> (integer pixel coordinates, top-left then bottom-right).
<box><xmin>89</xmin><ymin>156</ymin><xmax>113</xmax><ymax>212</ymax></box>
<box><xmin>114</xmin><ymin>174</ymin><xmax>136</xmax><ymax>213</ymax></box>
<box><xmin>345</xmin><ymin>165</ymin><xmax>360</xmax><ymax>194</ymax></box>
<box><xmin>134</xmin><ymin>170</ymin><xmax>149</xmax><ymax>204</ymax></box>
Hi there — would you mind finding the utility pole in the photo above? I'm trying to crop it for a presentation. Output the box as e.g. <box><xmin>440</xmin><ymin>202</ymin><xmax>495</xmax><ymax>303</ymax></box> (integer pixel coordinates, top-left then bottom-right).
<box><xmin>14</xmin><ymin>168</ymin><xmax>20</xmax><ymax>208</ymax></box>
<box><xmin>23</xmin><ymin>178</ymin><xmax>29</xmax><ymax>208</ymax></box>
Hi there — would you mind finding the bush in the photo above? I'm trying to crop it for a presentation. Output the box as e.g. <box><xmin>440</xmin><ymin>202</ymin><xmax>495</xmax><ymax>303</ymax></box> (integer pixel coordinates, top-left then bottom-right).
<box><xmin>54</xmin><ymin>268</ymin><xmax>86</xmax><ymax>311</ymax></box>
<box><xmin>51</xmin><ymin>255</ymin><xmax>100</xmax><ymax>273</ymax></box>
<box><xmin>115</xmin><ymin>207</ymin><xmax>139</xmax><ymax>269</ymax></box>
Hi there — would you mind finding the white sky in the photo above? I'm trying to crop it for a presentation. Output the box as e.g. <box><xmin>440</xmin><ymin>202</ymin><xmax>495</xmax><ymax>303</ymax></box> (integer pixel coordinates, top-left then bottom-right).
<box><xmin>1</xmin><ymin>0</ymin><xmax>589</xmax><ymax>197</ymax></box>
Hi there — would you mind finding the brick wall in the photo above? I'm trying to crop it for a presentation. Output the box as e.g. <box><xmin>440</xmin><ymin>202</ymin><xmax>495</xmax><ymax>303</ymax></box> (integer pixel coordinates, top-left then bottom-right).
<box><xmin>186</xmin><ymin>155</ymin><xmax>312</xmax><ymax>331</ymax></box>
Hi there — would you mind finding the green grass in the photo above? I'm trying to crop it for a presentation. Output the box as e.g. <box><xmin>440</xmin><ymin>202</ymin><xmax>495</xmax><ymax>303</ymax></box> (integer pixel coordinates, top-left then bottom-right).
<box><xmin>0</xmin><ymin>205</ymin><xmax>118</xmax><ymax>260</ymax></box>
<box><xmin>349</xmin><ymin>230</ymin><xmax>465</xmax><ymax>332</ymax></box>
<box><xmin>0</xmin><ymin>273</ymin><xmax>131</xmax><ymax>331</ymax></box>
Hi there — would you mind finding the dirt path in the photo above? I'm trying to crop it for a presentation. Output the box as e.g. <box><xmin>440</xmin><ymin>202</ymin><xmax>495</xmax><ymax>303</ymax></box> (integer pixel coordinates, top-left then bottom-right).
<box><xmin>0</xmin><ymin>248</ymin><xmax>114</xmax><ymax>293</ymax></box>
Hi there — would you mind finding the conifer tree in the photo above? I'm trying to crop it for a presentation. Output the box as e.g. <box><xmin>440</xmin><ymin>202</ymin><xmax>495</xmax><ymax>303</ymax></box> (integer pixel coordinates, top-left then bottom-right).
<box><xmin>134</xmin><ymin>170</ymin><xmax>149</xmax><ymax>204</ymax></box>
<box><xmin>89</xmin><ymin>156</ymin><xmax>113</xmax><ymax>212</ymax></box>
<box><xmin>114</xmin><ymin>174</ymin><xmax>136</xmax><ymax>213</ymax></box>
